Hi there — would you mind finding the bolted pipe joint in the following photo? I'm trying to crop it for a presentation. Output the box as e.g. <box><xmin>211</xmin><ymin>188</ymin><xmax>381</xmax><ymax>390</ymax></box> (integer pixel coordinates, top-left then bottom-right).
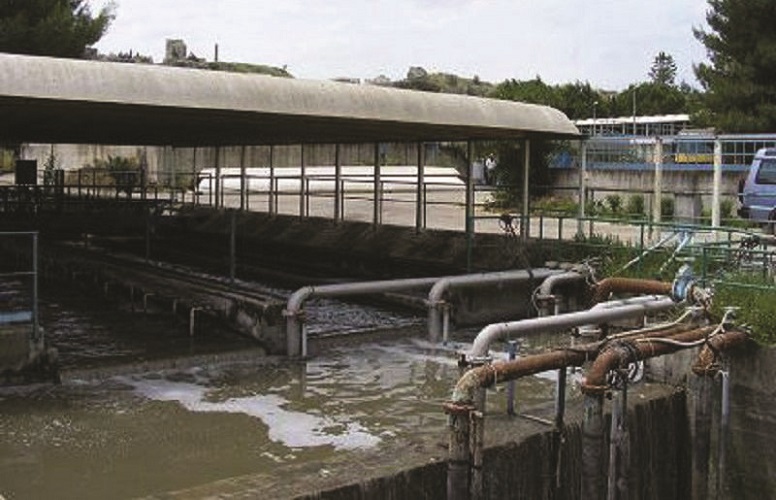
<box><xmin>692</xmin><ymin>329</ymin><xmax>749</xmax><ymax>377</ymax></box>
<box><xmin>581</xmin><ymin>342</ymin><xmax>636</xmax><ymax>396</ymax></box>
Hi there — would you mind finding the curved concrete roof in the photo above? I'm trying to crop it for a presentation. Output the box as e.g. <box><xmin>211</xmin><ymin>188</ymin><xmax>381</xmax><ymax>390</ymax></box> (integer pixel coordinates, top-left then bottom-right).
<box><xmin>0</xmin><ymin>53</ymin><xmax>579</xmax><ymax>146</ymax></box>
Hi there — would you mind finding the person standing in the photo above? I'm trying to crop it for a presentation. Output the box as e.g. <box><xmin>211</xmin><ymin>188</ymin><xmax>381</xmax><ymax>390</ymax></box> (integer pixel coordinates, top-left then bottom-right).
<box><xmin>484</xmin><ymin>154</ymin><xmax>497</xmax><ymax>185</ymax></box>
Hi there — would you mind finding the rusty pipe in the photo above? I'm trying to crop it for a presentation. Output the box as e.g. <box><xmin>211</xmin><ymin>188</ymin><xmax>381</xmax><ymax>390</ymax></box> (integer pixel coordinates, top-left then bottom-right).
<box><xmin>692</xmin><ymin>330</ymin><xmax>749</xmax><ymax>377</ymax></box>
<box><xmin>581</xmin><ymin>326</ymin><xmax>748</xmax><ymax>500</ymax></box>
<box><xmin>451</xmin><ymin>347</ymin><xmax>595</xmax><ymax>405</ymax></box>
<box><xmin>453</xmin><ymin>321</ymin><xmax>701</xmax><ymax>406</ymax></box>
<box><xmin>592</xmin><ymin>277</ymin><xmax>673</xmax><ymax>304</ymax></box>
<box><xmin>581</xmin><ymin>326</ymin><xmax>719</xmax><ymax>395</ymax></box>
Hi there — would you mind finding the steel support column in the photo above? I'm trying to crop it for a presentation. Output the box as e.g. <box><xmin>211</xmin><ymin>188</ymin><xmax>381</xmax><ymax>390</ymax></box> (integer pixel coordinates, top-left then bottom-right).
<box><xmin>578</xmin><ymin>140</ymin><xmax>588</xmax><ymax>235</ymax></box>
<box><xmin>240</xmin><ymin>145</ymin><xmax>247</xmax><ymax>211</ymax></box>
<box><xmin>299</xmin><ymin>144</ymin><xmax>306</xmax><ymax>217</ymax></box>
<box><xmin>268</xmin><ymin>145</ymin><xmax>275</xmax><ymax>215</ymax></box>
<box><xmin>373</xmin><ymin>142</ymin><xmax>382</xmax><ymax>227</ymax></box>
<box><xmin>334</xmin><ymin>144</ymin><xmax>342</xmax><ymax>221</ymax></box>
<box><xmin>465</xmin><ymin>140</ymin><xmax>474</xmax><ymax>272</ymax></box>
<box><xmin>522</xmin><ymin>139</ymin><xmax>531</xmax><ymax>240</ymax></box>
<box><xmin>652</xmin><ymin>138</ymin><xmax>663</xmax><ymax>226</ymax></box>
<box><xmin>416</xmin><ymin>142</ymin><xmax>425</xmax><ymax>232</ymax></box>
<box><xmin>214</xmin><ymin>146</ymin><xmax>222</xmax><ymax>209</ymax></box>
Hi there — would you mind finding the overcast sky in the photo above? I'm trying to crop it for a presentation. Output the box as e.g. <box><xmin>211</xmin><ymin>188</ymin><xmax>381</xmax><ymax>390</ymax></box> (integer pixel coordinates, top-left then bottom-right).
<box><xmin>88</xmin><ymin>0</ymin><xmax>711</xmax><ymax>90</ymax></box>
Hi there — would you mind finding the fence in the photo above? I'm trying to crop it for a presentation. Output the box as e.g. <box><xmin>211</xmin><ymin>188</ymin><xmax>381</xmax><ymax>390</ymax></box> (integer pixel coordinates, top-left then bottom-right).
<box><xmin>0</xmin><ymin>231</ymin><xmax>39</xmax><ymax>342</ymax></box>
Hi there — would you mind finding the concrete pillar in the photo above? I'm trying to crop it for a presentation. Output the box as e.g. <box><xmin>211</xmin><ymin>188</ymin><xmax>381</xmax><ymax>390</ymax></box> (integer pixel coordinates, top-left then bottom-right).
<box><xmin>652</xmin><ymin>138</ymin><xmax>663</xmax><ymax>226</ymax></box>
<box><xmin>416</xmin><ymin>142</ymin><xmax>425</xmax><ymax>232</ymax></box>
<box><xmin>712</xmin><ymin>138</ymin><xmax>723</xmax><ymax>232</ymax></box>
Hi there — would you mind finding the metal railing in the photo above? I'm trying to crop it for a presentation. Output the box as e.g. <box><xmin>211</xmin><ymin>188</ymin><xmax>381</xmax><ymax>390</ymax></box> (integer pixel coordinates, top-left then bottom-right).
<box><xmin>0</xmin><ymin>231</ymin><xmax>39</xmax><ymax>341</ymax></box>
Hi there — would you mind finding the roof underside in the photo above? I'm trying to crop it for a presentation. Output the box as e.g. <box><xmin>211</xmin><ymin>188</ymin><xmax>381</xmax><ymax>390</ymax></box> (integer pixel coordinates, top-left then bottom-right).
<box><xmin>0</xmin><ymin>53</ymin><xmax>579</xmax><ymax>146</ymax></box>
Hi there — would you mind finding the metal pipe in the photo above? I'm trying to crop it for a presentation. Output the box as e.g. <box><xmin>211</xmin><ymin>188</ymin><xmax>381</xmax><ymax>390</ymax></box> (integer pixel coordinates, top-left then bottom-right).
<box><xmin>286</xmin><ymin>276</ymin><xmax>441</xmax><ymax>357</ymax></box>
<box><xmin>580</xmin><ymin>326</ymin><xmax>746</xmax><ymax>500</ymax></box>
<box><xmin>592</xmin><ymin>277</ymin><xmax>672</xmax><ymax>304</ymax></box>
<box><xmin>607</xmin><ymin>383</ymin><xmax>629</xmax><ymax>500</ymax></box>
<box><xmin>470</xmin><ymin>410</ymin><xmax>485</xmax><ymax>500</ymax></box>
<box><xmin>582</xmin><ymin>326</ymin><xmax>718</xmax><ymax>395</ymax></box>
<box><xmin>717</xmin><ymin>368</ymin><xmax>730</xmax><ymax>500</ymax></box>
<box><xmin>445</xmin><ymin>402</ymin><xmax>472</xmax><ymax>500</ymax></box>
<box><xmin>468</xmin><ymin>297</ymin><xmax>676</xmax><ymax>360</ymax></box>
<box><xmin>535</xmin><ymin>270</ymin><xmax>587</xmax><ymax>316</ymax></box>
<box><xmin>452</xmin><ymin>347</ymin><xmax>594</xmax><ymax>405</ymax></box>
<box><xmin>692</xmin><ymin>376</ymin><xmax>713</xmax><ymax>500</ymax></box>
<box><xmin>442</xmin><ymin>304</ymin><xmax>451</xmax><ymax>343</ymax></box>
<box><xmin>578</xmin><ymin>295</ymin><xmax>673</xmax><ymax>337</ymax></box>
<box><xmin>506</xmin><ymin>340</ymin><xmax>519</xmax><ymax>416</ymax></box>
<box><xmin>427</xmin><ymin>268</ymin><xmax>562</xmax><ymax>341</ymax></box>
<box><xmin>691</xmin><ymin>329</ymin><xmax>748</xmax><ymax>377</ymax></box>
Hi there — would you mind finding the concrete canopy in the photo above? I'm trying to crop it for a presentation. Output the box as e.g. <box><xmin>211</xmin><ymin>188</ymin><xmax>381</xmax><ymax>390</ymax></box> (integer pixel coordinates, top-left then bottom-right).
<box><xmin>0</xmin><ymin>53</ymin><xmax>579</xmax><ymax>146</ymax></box>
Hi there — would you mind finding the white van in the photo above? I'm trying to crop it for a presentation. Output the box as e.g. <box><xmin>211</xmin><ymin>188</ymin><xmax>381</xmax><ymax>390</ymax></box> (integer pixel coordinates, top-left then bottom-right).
<box><xmin>738</xmin><ymin>148</ymin><xmax>776</xmax><ymax>232</ymax></box>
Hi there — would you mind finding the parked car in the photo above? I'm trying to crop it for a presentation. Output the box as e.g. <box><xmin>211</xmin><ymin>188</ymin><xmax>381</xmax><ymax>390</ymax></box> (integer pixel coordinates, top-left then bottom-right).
<box><xmin>738</xmin><ymin>148</ymin><xmax>776</xmax><ymax>232</ymax></box>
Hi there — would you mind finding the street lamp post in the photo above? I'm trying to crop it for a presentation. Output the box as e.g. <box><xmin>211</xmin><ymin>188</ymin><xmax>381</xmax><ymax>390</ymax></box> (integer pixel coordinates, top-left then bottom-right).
<box><xmin>592</xmin><ymin>101</ymin><xmax>599</xmax><ymax>137</ymax></box>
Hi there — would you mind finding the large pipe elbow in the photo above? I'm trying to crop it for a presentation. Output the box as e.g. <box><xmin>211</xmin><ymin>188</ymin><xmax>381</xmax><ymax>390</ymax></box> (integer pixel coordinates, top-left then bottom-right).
<box><xmin>538</xmin><ymin>270</ymin><xmax>586</xmax><ymax>297</ymax></box>
<box><xmin>581</xmin><ymin>325</ymin><xmax>730</xmax><ymax>395</ymax></box>
<box><xmin>468</xmin><ymin>297</ymin><xmax>677</xmax><ymax>359</ymax></box>
<box><xmin>692</xmin><ymin>329</ymin><xmax>750</xmax><ymax>376</ymax></box>
<box><xmin>286</xmin><ymin>286</ymin><xmax>315</xmax><ymax>316</ymax></box>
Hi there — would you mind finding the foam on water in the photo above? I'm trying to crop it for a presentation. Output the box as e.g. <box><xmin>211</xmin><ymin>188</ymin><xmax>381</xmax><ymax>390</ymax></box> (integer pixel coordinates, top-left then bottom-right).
<box><xmin>119</xmin><ymin>376</ymin><xmax>381</xmax><ymax>451</ymax></box>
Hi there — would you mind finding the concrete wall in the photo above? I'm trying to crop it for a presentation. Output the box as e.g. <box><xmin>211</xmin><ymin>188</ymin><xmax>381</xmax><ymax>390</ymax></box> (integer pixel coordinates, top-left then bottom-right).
<box><xmin>551</xmin><ymin>168</ymin><xmax>746</xmax><ymax>209</ymax></box>
<box><xmin>721</xmin><ymin>345</ymin><xmax>776</xmax><ymax>499</ymax></box>
<box><xmin>299</xmin><ymin>389</ymin><xmax>690</xmax><ymax>500</ymax></box>
<box><xmin>20</xmin><ymin>143</ymin><xmax>451</xmax><ymax>184</ymax></box>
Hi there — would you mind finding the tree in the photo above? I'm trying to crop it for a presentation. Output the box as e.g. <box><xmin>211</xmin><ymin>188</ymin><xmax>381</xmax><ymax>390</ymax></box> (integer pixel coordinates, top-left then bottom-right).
<box><xmin>694</xmin><ymin>0</ymin><xmax>776</xmax><ymax>132</ymax></box>
<box><xmin>649</xmin><ymin>51</ymin><xmax>678</xmax><ymax>86</ymax></box>
<box><xmin>611</xmin><ymin>82</ymin><xmax>688</xmax><ymax>117</ymax></box>
<box><xmin>0</xmin><ymin>0</ymin><xmax>114</xmax><ymax>58</ymax></box>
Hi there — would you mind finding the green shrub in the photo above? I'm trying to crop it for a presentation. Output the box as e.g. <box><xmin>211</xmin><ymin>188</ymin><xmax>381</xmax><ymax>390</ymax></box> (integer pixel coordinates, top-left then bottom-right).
<box><xmin>626</xmin><ymin>195</ymin><xmax>645</xmax><ymax>218</ymax></box>
<box><xmin>605</xmin><ymin>194</ymin><xmax>623</xmax><ymax>215</ymax></box>
<box><xmin>531</xmin><ymin>196</ymin><xmax>578</xmax><ymax>216</ymax></box>
<box><xmin>712</xmin><ymin>275</ymin><xmax>776</xmax><ymax>345</ymax></box>
<box><xmin>661</xmin><ymin>196</ymin><xmax>674</xmax><ymax>220</ymax></box>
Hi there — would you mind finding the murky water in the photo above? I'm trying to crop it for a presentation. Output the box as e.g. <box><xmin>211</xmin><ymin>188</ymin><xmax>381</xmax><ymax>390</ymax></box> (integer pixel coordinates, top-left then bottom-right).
<box><xmin>0</xmin><ymin>286</ymin><xmax>563</xmax><ymax>499</ymax></box>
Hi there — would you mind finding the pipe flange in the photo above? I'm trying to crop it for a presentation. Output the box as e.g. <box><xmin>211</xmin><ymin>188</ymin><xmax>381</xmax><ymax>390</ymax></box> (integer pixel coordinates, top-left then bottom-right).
<box><xmin>443</xmin><ymin>401</ymin><xmax>476</xmax><ymax>416</ymax></box>
<box><xmin>466</xmin><ymin>355</ymin><xmax>493</xmax><ymax>367</ymax></box>
<box><xmin>282</xmin><ymin>309</ymin><xmax>306</xmax><ymax>321</ymax></box>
